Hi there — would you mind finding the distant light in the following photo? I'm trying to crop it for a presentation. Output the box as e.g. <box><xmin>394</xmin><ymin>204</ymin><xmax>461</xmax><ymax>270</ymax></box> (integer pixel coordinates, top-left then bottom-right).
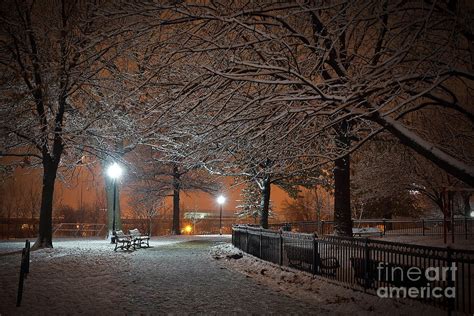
<box><xmin>217</xmin><ymin>195</ymin><xmax>226</xmax><ymax>205</ymax></box>
<box><xmin>184</xmin><ymin>225</ymin><xmax>192</xmax><ymax>234</ymax></box>
<box><xmin>471</xmin><ymin>211</ymin><xmax>474</xmax><ymax>218</ymax></box>
<box><xmin>107</xmin><ymin>163</ymin><xmax>123</xmax><ymax>179</ymax></box>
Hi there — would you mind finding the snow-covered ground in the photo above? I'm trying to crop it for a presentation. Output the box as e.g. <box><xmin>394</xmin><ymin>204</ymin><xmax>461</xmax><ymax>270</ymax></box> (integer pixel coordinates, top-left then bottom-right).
<box><xmin>0</xmin><ymin>235</ymin><xmax>447</xmax><ymax>315</ymax></box>
<box><xmin>0</xmin><ymin>235</ymin><xmax>192</xmax><ymax>254</ymax></box>
<box><xmin>211</xmin><ymin>244</ymin><xmax>445</xmax><ymax>315</ymax></box>
<box><xmin>1</xmin><ymin>236</ymin><xmax>323</xmax><ymax>315</ymax></box>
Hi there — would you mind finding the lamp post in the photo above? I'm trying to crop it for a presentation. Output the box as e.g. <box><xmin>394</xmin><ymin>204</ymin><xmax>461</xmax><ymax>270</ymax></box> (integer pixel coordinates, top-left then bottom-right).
<box><xmin>217</xmin><ymin>195</ymin><xmax>226</xmax><ymax>235</ymax></box>
<box><xmin>107</xmin><ymin>163</ymin><xmax>122</xmax><ymax>243</ymax></box>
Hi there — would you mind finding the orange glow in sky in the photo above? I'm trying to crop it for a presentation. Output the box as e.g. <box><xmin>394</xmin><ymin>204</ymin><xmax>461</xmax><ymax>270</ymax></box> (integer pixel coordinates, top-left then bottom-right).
<box><xmin>1</xmin><ymin>164</ymin><xmax>292</xmax><ymax>218</ymax></box>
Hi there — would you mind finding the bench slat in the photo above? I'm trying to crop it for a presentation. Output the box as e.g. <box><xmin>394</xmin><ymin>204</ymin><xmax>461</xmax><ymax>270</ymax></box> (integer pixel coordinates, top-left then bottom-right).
<box><xmin>128</xmin><ymin>228</ymin><xmax>150</xmax><ymax>248</ymax></box>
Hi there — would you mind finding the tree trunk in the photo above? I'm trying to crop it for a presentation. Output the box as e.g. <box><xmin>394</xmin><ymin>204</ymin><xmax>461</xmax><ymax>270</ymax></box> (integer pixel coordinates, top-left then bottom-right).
<box><xmin>34</xmin><ymin>159</ymin><xmax>59</xmax><ymax>248</ymax></box>
<box><xmin>148</xmin><ymin>217</ymin><xmax>153</xmax><ymax>236</ymax></box>
<box><xmin>314</xmin><ymin>186</ymin><xmax>322</xmax><ymax>222</ymax></box>
<box><xmin>383</xmin><ymin>211</ymin><xmax>393</xmax><ymax>231</ymax></box>
<box><xmin>260</xmin><ymin>177</ymin><xmax>271</xmax><ymax>229</ymax></box>
<box><xmin>333</xmin><ymin>121</ymin><xmax>352</xmax><ymax>236</ymax></box>
<box><xmin>172</xmin><ymin>164</ymin><xmax>181</xmax><ymax>235</ymax></box>
<box><xmin>334</xmin><ymin>155</ymin><xmax>352</xmax><ymax>236</ymax></box>
<box><xmin>462</xmin><ymin>192</ymin><xmax>472</xmax><ymax>217</ymax></box>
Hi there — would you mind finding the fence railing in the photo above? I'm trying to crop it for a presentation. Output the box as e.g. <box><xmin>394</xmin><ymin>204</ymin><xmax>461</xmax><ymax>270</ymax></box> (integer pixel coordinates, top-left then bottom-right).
<box><xmin>0</xmin><ymin>217</ymin><xmax>240</xmax><ymax>238</ymax></box>
<box><xmin>232</xmin><ymin>225</ymin><xmax>474</xmax><ymax>314</ymax></box>
<box><xmin>53</xmin><ymin>223</ymin><xmax>106</xmax><ymax>237</ymax></box>
<box><xmin>268</xmin><ymin>218</ymin><xmax>474</xmax><ymax>239</ymax></box>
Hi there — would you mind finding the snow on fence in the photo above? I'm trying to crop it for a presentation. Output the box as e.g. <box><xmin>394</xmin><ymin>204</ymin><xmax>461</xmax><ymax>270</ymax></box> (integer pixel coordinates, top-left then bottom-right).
<box><xmin>232</xmin><ymin>225</ymin><xmax>474</xmax><ymax>314</ymax></box>
<box><xmin>268</xmin><ymin>218</ymin><xmax>474</xmax><ymax>239</ymax></box>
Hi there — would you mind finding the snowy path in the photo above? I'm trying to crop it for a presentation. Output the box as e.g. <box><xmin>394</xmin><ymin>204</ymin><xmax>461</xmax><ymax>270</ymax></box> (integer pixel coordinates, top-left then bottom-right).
<box><xmin>0</xmin><ymin>236</ymin><xmax>325</xmax><ymax>315</ymax></box>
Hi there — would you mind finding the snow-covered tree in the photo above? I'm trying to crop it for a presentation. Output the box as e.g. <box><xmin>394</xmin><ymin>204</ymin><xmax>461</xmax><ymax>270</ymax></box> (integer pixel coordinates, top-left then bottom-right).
<box><xmin>127</xmin><ymin>145</ymin><xmax>221</xmax><ymax>235</ymax></box>
<box><xmin>134</xmin><ymin>0</ymin><xmax>474</xmax><ymax>235</ymax></box>
<box><xmin>236</xmin><ymin>179</ymin><xmax>274</xmax><ymax>223</ymax></box>
<box><xmin>353</xmin><ymin>102</ymin><xmax>474</xmax><ymax>220</ymax></box>
<box><xmin>353</xmin><ymin>138</ymin><xmax>470</xmax><ymax>220</ymax></box>
<box><xmin>0</xmin><ymin>1</ymin><xmax>137</xmax><ymax>247</ymax></box>
<box><xmin>20</xmin><ymin>1</ymin><xmax>471</xmax><ymax>238</ymax></box>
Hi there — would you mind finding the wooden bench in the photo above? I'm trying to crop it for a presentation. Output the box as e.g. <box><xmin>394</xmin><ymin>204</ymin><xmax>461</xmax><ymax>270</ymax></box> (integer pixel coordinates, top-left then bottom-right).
<box><xmin>114</xmin><ymin>230</ymin><xmax>132</xmax><ymax>251</ymax></box>
<box><xmin>350</xmin><ymin>257</ymin><xmax>429</xmax><ymax>289</ymax></box>
<box><xmin>352</xmin><ymin>227</ymin><xmax>383</xmax><ymax>237</ymax></box>
<box><xmin>284</xmin><ymin>244</ymin><xmax>340</xmax><ymax>275</ymax></box>
<box><xmin>129</xmin><ymin>228</ymin><xmax>150</xmax><ymax>248</ymax></box>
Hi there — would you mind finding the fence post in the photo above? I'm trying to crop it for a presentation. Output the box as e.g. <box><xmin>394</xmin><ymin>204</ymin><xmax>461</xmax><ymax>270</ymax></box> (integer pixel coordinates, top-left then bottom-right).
<box><xmin>321</xmin><ymin>221</ymin><xmax>325</xmax><ymax>236</ymax></box>
<box><xmin>16</xmin><ymin>248</ymin><xmax>27</xmax><ymax>307</ymax></box>
<box><xmin>451</xmin><ymin>216</ymin><xmax>455</xmax><ymax>244</ymax></box>
<box><xmin>422</xmin><ymin>219</ymin><xmax>425</xmax><ymax>236</ymax></box>
<box><xmin>312</xmin><ymin>233</ymin><xmax>320</xmax><ymax>275</ymax></box>
<box><xmin>464</xmin><ymin>217</ymin><xmax>468</xmax><ymax>240</ymax></box>
<box><xmin>25</xmin><ymin>240</ymin><xmax>30</xmax><ymax>276</ymax></box>
<box><xmin>363</xmin><ymin>238</ymin><xmax>370</xmax><ymax>291</ymax></box>
<box><xmin>446</xmin><ymin>247</ymin><xmax>455</xmax><ymax>314</ymax></box>
<box><xmin>231</xmin><ymin>227</ymin><xmax>234</xmax><ymax>246</ymax></box>
<box><xmin>246</xmin><ymin>227</ymin><xmax>249</xmax><ymax>253</ymax></box>
<box><xmin>259</xmin><ymin>228</ymin><xmax>263</xmax><ymax>258</ymax></box>
<box><xmin>279</xmin><ymin>230</ymin><xmax>283</xmax><ymax>266</ymax></box>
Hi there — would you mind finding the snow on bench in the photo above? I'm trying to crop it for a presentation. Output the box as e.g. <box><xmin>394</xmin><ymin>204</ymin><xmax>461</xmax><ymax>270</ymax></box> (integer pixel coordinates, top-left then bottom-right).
<box><xmin>129</xmin><ymin>228</ymin><xmax>150</xmax><ymax>248</ymax></box>
<box><xmin>350</xmin><ymin>257</ymin><xmax>429</xmax><ymax>289</ymax></box>
<box><xmin>114</xmin><ymin>230</ymin><xmax>132</xmax><ymax>251</ymax></box>
<box><xmin>352</xmin><ymin>227</ymin><xmax>383</xmax><ymax>237</ymax></box>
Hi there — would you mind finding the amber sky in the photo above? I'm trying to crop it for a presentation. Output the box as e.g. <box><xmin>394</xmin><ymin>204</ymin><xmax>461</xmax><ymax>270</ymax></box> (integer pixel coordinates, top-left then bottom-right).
<box><xmin>2</xmin><ymin>164</ymin><xmax>291</xmax><ymax>218</ymax></box>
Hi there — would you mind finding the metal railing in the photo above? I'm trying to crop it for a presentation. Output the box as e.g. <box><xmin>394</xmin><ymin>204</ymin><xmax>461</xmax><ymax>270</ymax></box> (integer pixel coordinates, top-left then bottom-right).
<box><xmin>268</xmin><ymin>218</ymin><xmax>474</xmax><ymax>239</ymax></box>
<box><xmin>232</xmin><ymin>225</ymin><xmax>474</xmax><ymax>314</ymax></box>
<box><xmin>0</xmin><ymin>217</ymin><xmax>242</xmax><ymax>238</ymax></box>
<box><xmin>53</xmin><ymin>223</ymin><xmax>106</xmax><ymax>237</ymax></box>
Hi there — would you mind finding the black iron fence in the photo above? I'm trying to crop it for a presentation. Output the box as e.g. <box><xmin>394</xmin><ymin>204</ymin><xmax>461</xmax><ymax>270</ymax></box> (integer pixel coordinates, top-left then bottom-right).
<box><xmin>268</xmin><ymin>218</ymin><xmax>474</xmax><ymax>238</ymax></box>
<box><xmin>232</xmin><ymin>225</ymin><xmax>474</xmax><ymax>314</ymax></box>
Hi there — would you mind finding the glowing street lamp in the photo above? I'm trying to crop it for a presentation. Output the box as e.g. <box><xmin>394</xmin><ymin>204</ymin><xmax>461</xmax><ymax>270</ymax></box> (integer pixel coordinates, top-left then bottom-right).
<box><xmin>107</xmin><ymin>162</ymin><xmax>123</xmax><ymax>179</ymax></box>
<box><xmin>107</xmin><ymin>163</ymin><xmax>122</xmax><ymax>243</ymax></box>
<box><xmin>217</xmin><ymin>195</ymin><xmax>226</xmax><ymax>235</ymax></box>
